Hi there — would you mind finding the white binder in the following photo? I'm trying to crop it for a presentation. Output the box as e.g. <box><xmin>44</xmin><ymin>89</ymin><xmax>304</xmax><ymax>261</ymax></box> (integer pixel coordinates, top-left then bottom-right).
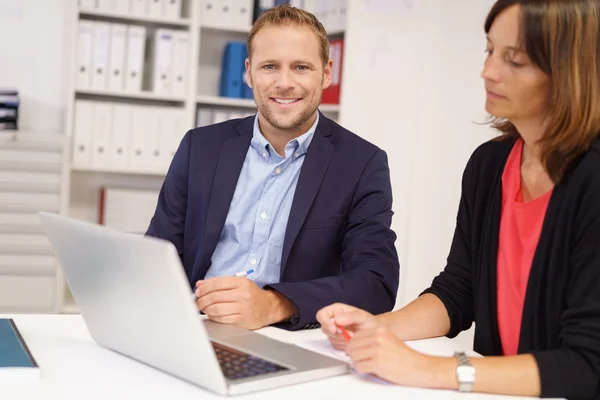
<box><xmin>171</xmin><ymin>30</ymin><xmax>189</xmax><ymax>98</ymax></box>
<box><xmin>110</xmin><ymin>104</ymin><xmax>132</xmax><ymax>169</ymax></box>
<box><xmin>198</xmin><ymin>0</ymin><xmax>218</xmax><ymax>26</ymax></box>
<box><xmin>217</xmin><ymin>0</ymin><xmax>234</xmax><ymax>28</ymax></box>
<box><xmin>145</xmin><ymin>107</ymin><xmax>164</xmax><ymax>170</ymax></box>
<box><xmin>130</xmin><ymin>0</ymin><xmax>148</xmax><ymax>16</ymax></box>
<box><xmin>129</xmin><ymin>105</ymin><xmax>150</xmax><ymax>170</ymax></box>
<box><xmin>107</xmin><ymin>23</ymin><xmax>127</xmax><ymax>91</ymax></box>
<box><xmin>114</xmin><ymin>0</ymin><xmax>130</xmax><ymax>14</ymax></box>
<box><xmin>212</xmin><ymin>109</ymin><xmax>229</xmax><ymax>124</ymax></box>
<box><xmin>124</xmin><ymin>25</ymin><xmax>146</xmax><ymax>92</ymax></box>
<box><xmin>73</xmin><ymin>100</ymin><xmax>93</xmax><ymax>166</ymax></box>
<box><xmin>148</xmin><ymin>0</ymin><xmax>164</xmax><ymax>18</ymax></box>
<box><xmin>149</xmin><ymin>29</ymin><xmax>174</xmax><ymax>95</ymax></box>
<box><xmin>76</xmin><ymin>21</ymin><xmax>94</xmax><ymax>90</ymax></box>
<box><xmin>90</xmin><ymin>22</ymin><xmax>111</xmax><ymax>91</ymax></box>
<box><xmin>196</xmin><ymin>108</ymin><xmax>213</xmax><ymax>127</ymax></box>
<box><xmin>232</xmin><ymin>0</ymin><xmax>252</xmax><ymax>28</ymax></box>
<box><xmin>161</xmin><ymin>108</ymin><xmax>187</xmax><ymax>168</ymax></box>
<box><xmin>91</xmin><ymin>102</ymin><xmax>112</xmax><ymax>168</ymax></box>
<box><xmin>163</xmin><ymin>0</ymin><xmax>182</xmax><ymax>19</ymax></box>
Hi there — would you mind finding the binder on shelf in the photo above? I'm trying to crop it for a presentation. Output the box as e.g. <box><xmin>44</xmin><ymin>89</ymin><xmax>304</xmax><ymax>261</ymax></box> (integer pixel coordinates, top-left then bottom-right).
<box><xmin>76</xmin><ymin>21</ymin><xmax>94</xmax><ymax>90</ymax></box>
<box><xmin>114</xmin><ymin>0</ymin><xmax>130</xmax><ymax>15</ymax></box>
<box><xmin>146</xmin><ymin>106</ymin><xmax>164</xmax><ymax>170</ymax></box>
<box><xmin>130</xmin><ymin>0</ymin><xmax>148</xmax><ymax>16</ymax></box>
<box><xmin>110</xmin><ymin>104</ymin><xmax>132</xmax><ymax>169</ymax></box>
<box><xmin>161</xmin><ymin>108</ymin><xmax>187</xmax><ymax>167</ymax></box>
<box><xmin>253</xmin><ymin>0</ymin><xmax>274</xmax><ymax>21</ymax></box>
<box><xmin>124</xmin><ymin>25</ymin><xmax>146</xmax><ymax>93</ymax></box>
<box><xmin>148</xmin><ymin>0</ymin><xmax>164</xmax><ymax>18</ymax></box>
<box><xmin>198</xmin><ymin>0</ymin><xmax>218</xmax><ymax>26</ymax></box>
<box><xmin>196</xmin><ymin>108</ymin><xmax>213</xmax><ymax>127</ymax></box>
<box><xmin>163</xmin><ymin>0</ymin><xmax>182</xmax><ymax>19</ymax></box>
<box><xmin>322</xmin><ymin>39</ymin><xmax>343</xmax><ymax>104</ymax></box>
<box><xmin>216</xmin><ymin>0</ymin><xmax>234</xmax><ymax>28</ymax></box>
<box><xmin>212</xmin><ymin>109</ymin><xmax>229</xmax><ymax>124</ymax></box>
<box><xmin>171</xmin><ymin>31</ymin><xmax>189</xmax><ymax>98</ymax></box>
<box><xmin>107</xmin><ymin>23</ymin><xmax>127</xmax><ymax>92</ymax></box>
<box><xmin>129</xmin><ymin>105</ymin><xmax>150</xmax><ymax>169</ymax></box>
<box><xmin>242</xmin><ymin>70</ymin><xmax>253</xmax><ymax>99</ymax></box>
<box><xmin>98</xmin><ymin>187</ymin><xmax>160</xmax><ymax>234</ymax></box>
<box><xmin>147</xmin><ymin>29</ymin><xmax>174</xmax><ymax>95</ymax></box>
<box><xmin>90</xmin><ymin>22</ymin><xmax>111</xmax><ymax>91</ymax></box>
<box><xmin>90</xmin><ymin>102</ymin><xmax>112</xmax><ymax>168</ymax></box>
<box><xmin>219</xmin><ymin>41</ymin><xmax>247</xmax><ymax>98</ymax></box>
<box><xmin>72</xmin><ymin>100</ymin><xmax>93</xmax><ymax>166</ymax></box>
<box><xmin>232</xmin><ymin>0</ymin><xmax>253</xmax><ymax>28</ymax></box>
<box><xmin>0</xmin><ymin>318</ymin><xmax>40</xmax><ymax>380</ymax></box>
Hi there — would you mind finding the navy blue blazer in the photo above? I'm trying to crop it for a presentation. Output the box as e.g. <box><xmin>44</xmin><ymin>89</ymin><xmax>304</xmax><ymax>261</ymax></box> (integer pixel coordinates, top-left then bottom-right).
<box><xmin>146</xmin><ymin>113</ymin><xmax>400</xmax><ymax>330</ymax></box>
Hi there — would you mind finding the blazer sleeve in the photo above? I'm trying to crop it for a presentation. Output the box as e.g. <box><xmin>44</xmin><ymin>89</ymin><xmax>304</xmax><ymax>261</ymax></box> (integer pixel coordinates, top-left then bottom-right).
<box><xmin>145</xmin><ymin>130</ymin><xmax>191</xmax><ymax>261</ymax></box>
<box><xmin>420</xmin><ymin>151</ymin><xmax>476</xmax><ymax>338</ymax></box>
<box><xmin>266</xmin><ymin>149</ymin><xmax>400</xmax><ymax>330</ymax></box>
<box><xmin>531</xmin><ymin>179</ymin><xmax>600</xmax><ymax>399</ymax></box>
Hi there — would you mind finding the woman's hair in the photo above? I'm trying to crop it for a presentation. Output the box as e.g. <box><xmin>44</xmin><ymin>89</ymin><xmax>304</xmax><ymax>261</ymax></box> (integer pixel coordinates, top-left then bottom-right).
<box><xmin>485</xmin><ymin>0</ymin><xmax>600</xmax><ymax>183</ymax></box>
<box><xmin>247</xmin><ymin>4</ymin><xmax>329</xmax><ymax>67</ymax></box>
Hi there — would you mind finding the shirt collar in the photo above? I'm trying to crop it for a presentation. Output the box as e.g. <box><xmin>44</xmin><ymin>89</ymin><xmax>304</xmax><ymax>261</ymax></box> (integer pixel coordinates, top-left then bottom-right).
<box><xmin>251</xmin><ymin>113</ymin><xmax>319</xmax><ymax>160</ymax></box>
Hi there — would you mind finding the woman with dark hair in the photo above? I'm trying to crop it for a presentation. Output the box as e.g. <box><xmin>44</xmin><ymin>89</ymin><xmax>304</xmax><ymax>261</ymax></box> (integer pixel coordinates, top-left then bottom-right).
<box><xmin>317</xmin><ymin>1</ymin><xmax>600</xmax><ymax>398</ymax></box>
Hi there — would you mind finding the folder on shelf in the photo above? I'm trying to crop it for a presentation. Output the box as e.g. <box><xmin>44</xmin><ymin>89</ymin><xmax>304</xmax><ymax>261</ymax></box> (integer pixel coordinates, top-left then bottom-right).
<box><xmin>98</xmin><ymin>187</ymin><xmax>160</xmax><ymax>234</ymax></box>
<box><xmin>0</xmin><ymin>318</ymin><xmax>40</xmax><ymax>381</ymax></box>
<box><xmin>90</xmin><ymin>22</ymin><xmax>111</xmax><ymax>91</ymax></box>
<box><xmin>196</xmin><ymin>108</ymin><xmax>213</xmax><ymax>127</ymax></box>
<box><xmin>114</xmin><ymin>0</ymin><xmax>130</xmax><ymax>15</ymax></box>
<box><xmin>253</xmin><ymin>0</ymin><xmax>274</xmax><ymax>21</ymax></box>
<box><xmin>219</xmin><ymin>41</ymin><xmax>247</xmax><ymax>98</ymax></box>
<box><xmin>198</xmin><ymin>0</ymin><xmax>218</xmax><ymax>26</ymax></box>
<box><xmin>145</xmin><ymin>106</ymin><xmax>165</xmax><ymax>170</ymax></box>
<box><xmin>148</xmin><ymin>0</ymin><xmax>164</xmax><ymax>18</ymax></box>
<box><xmin>110</xmin><ymin>104</ymin><xmax>132</xmax><ymax>169</ymax></box>
<box><xmin>322</xmin><ymin>39</ymin><xmax>343</xmax><ymax>104</ymax></box>
<box><xmin>91</xmin><ymin>102</ymin><xmax>112</xmax><ymax>168</ymax></box>
<box><xmin>232</xmin><ymin>0</ymin><xmax>253</xmax><ymax>28</ymax></box>
<box><xmin>129</xmin><ymin>105</ymin><xmax>150</xmax><ymax>169</ymax></box>
<box><xmin>163</xmin><ymin>0</ymin><xmax>182</xmax><ymax>19</ymax></box>
<box><xmin>171</xmin><ymin>31</ymin><xmax>189</xmax><ymax>98</ymax></box>
<box><xmin>76</xmin><ymin>21</ymin><xmax>94</xmax><ymax>90</ymax></box>
<box><xmin>107</xmin><ymin>23</ymin><xmax>127</xmax><ymax>92</ymax></box>
<box><xmin>216</xmin><ymin>0</ymin><xmax>234</xmax><ymax>28</ymax></box>
<box><xmin>212</xmin><ymin>109</ymin><xmax>229</xmax><ymax>124</ymax></box>
<box><xmin>130</xmin><ymin>0</ymin><xmax>148</xmax><ymax>16</ymax></box>
<box><xmin>72</xmin><ymin>100</ymin><xmax>93</xmax><ymax>166</ymax></box>
<box><xmin>124</xmin><ymin>25</ymin><xmax>146</xmax><ymax>92</ymax></box>
<box><xmin>148</xmin><ymin>29</ymin><xmax>174</xmax><ymax>95</ymax></box>
<box><xmin>161</xmin><ymin>108</ymin><xmax>187</xmax><ymax>168</ymax></box>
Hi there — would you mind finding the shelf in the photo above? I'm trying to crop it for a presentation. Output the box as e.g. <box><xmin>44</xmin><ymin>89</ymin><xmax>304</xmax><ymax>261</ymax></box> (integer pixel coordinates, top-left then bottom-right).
<box><xmin>71</xmin><ymin>164</ymin><xmax>167</xmax><ymax>177</ymax></box>
<box><xmin>199</xmin><ymin>23</ymin><xmax>251</xmax><ymax>34</ymax></box>
<box><xmin>79</xmin><ymin>9</ymin><xmax>190</xmax><ymax>28</ymax></box>
<box><xmin>197</xmin><ymin>95</ymin><xmax>340</xmax><ymax>113</ymax></box>
<box><xmin>61</xmin><ymin>302</ymin><xmax>79</xmax><ymax>314</ymax></box>
<box><xmin>197</xmin><ymin>95</ymin><xmax>256</xmax><ymax>108</ymax></box>
<box><xmin>76</xmin><ymin>88</ymin><xmax>187</xmax><ymax>103</ymax></box>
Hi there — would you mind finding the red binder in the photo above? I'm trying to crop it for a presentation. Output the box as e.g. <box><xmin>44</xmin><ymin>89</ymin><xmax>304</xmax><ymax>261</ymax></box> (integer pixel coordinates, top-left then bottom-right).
<box><xmin>322</xmin><ymin>39</ymin><xmax>344</xmax><ymax>105</ymax></box>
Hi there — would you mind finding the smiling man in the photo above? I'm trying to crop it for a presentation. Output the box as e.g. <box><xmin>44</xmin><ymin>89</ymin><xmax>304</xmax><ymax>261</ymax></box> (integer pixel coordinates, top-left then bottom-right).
<box><xmin>146</xmin><ymin>4</ymin><xmax>400</xmax><ymax>331</ymax></box>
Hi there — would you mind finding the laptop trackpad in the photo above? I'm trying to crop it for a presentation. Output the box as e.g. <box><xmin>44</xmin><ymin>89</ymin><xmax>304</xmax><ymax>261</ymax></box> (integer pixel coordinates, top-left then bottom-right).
<box><xmin>203</xmin><ymin>319</ymin><xmax>253</xmax><ymax>339</ymax></box>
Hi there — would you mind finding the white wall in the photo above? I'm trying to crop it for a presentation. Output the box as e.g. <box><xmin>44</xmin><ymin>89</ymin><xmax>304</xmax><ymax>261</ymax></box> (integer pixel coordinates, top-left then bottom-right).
<box><xmin>340</xmin><ymin>0</ymin><xmax>497</xmax><ymax>347</ymax></box>
<box><xmin>0</xmin><ymin>0</ymin><xmax>71</xmax><ymax>134</ymax></box>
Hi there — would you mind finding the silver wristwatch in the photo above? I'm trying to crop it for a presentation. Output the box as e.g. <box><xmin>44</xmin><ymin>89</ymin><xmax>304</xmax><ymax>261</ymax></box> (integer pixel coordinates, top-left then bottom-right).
<box><xmin>454</xmin><ymin>351</ymin><xmax>475</xmax><ymax>392</ymax></box>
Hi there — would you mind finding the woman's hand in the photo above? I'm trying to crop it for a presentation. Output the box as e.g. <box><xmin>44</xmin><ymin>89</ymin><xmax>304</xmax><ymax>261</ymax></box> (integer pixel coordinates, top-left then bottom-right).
<box><xmin>316</xmin><ymin>303</ymin><xmax>380</xmax><ymax>351</ymax></box>
<box><xmin>347</xmin><ymin>324</ymin><xmax>436</xmax><ymax>388</ymax></box>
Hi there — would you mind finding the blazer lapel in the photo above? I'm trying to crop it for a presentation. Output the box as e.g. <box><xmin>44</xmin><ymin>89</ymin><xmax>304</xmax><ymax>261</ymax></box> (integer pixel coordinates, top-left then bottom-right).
<box><xmin>199</xmin><ymin>120</ymin><xmax>252</xmax><ymax>271</ymax></box>
<box><xmin>280</xmin><ymin>116</ymin><xmax>334</xmax><ymax>277</ymax></box>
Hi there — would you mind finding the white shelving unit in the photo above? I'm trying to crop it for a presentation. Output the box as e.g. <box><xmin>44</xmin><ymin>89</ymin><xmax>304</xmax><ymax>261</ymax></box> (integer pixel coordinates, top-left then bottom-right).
<box><xmin>57</xmin><ymin>0</ymin><xmax>346</xmax><ymax>314</ymax></box>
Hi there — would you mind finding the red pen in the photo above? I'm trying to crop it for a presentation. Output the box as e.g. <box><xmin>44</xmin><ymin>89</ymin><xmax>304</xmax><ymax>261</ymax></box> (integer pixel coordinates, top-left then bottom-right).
<box><xmin>335</xmin><ymin>324</ymin><xmax>352</xmax><ymax>341</ymax></box>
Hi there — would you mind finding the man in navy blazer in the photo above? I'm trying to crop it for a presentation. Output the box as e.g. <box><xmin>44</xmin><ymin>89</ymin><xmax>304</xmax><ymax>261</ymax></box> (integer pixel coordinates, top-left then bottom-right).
<box><xmin>146</xmin><ymin>5</ymin><xmax>399</xmax><ymax>331</ymax></box>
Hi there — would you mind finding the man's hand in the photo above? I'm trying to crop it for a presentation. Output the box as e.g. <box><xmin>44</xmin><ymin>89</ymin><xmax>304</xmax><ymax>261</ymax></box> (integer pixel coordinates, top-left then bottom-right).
<box><xmin>195</xmin><ymin>277</ymin><xmax>296</xmax><ymax>330</ymax></box>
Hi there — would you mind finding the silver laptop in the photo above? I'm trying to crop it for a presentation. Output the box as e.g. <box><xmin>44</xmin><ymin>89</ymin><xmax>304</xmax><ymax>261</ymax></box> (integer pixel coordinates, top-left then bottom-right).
<box><xmin>39</xmin><ymin>212</ymin><xmax>348</xmax><ymax>396</ymax></box>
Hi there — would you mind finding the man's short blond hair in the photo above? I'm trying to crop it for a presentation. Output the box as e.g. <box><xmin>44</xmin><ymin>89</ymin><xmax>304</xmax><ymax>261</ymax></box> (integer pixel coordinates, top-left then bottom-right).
<box><xmin>247</xmin><ymin>4</ymin><xmax>329</xmax><ymax>67</ymax></box>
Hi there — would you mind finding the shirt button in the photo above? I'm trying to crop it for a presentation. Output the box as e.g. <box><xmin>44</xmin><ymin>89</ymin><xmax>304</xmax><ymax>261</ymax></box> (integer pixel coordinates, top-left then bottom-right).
<box><xmin>250</xmin><ymin>259</ymin><xmax>257</xmax><ymax>265</ymax></box>
<box><xmin>295</xmin><ymin>152</ymin><xmax>300</xmax><ymax>158</ymax></box>
<box><xmin>262</xmin><ymin>152</ymin><xmax>267</xmax><ymax>158</ymax></box>
<box><xmin>275</xmin><ymin>167</ymin><xmax>281</xmax><ymax>174</ymax></box>
<box><xmin>260</xmin><ymin>212</ymin><xmax>267</xmax><ymax>219</ymax></box>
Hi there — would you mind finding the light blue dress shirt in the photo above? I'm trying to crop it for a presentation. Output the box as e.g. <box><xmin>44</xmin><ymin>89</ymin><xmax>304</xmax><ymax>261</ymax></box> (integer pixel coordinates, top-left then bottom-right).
<box><xmin>205</xmin><ymin>113</ymin><xmax>319</xmax><ymax>288</ymax></box>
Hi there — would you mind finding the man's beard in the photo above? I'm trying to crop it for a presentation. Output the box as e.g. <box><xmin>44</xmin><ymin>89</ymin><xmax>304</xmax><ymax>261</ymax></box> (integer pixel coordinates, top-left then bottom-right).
<box><xmin>257</xmin><ymin>94</ymin><xmax>321</xmax><ymax>132</ymax></box>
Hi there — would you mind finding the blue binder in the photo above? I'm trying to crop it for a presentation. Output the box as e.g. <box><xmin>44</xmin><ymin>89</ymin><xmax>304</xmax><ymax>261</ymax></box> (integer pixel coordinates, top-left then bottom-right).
<box><xmin>219</xmin><ymin>42</ymin><xmax>248</xmax><ymax>99</ymax></box>
<box><xmin>0</xmin><ymin>318</ymin><xmax>39</xmax><ymax>376</ymax></box>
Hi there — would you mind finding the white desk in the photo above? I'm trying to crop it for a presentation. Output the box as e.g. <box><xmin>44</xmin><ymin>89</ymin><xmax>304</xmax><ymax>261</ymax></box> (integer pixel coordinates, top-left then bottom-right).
<box><xmin>1</xmin><ymin>314</ymin><xmax>540</xmax><ymax>400</ymax></box>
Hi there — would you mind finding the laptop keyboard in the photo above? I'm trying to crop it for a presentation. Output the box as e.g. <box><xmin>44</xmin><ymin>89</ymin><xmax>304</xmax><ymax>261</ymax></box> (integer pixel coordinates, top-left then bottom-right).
<box><xmin>211</xmin><ymin>341</ymin><xmax>289</xmax><ymax>380</ymax></box>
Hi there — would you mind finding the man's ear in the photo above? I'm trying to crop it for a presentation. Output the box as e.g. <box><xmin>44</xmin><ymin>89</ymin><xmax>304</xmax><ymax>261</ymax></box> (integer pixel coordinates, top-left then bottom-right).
<box><xmin>322</xmin><ymin>58</ymin><xmax>333</xmax><ymax>90</ymax></box>
<box><xmin>245</xmin><ymin>58</ymin><xmax>253</xmax><ymax>89</ymax></box>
